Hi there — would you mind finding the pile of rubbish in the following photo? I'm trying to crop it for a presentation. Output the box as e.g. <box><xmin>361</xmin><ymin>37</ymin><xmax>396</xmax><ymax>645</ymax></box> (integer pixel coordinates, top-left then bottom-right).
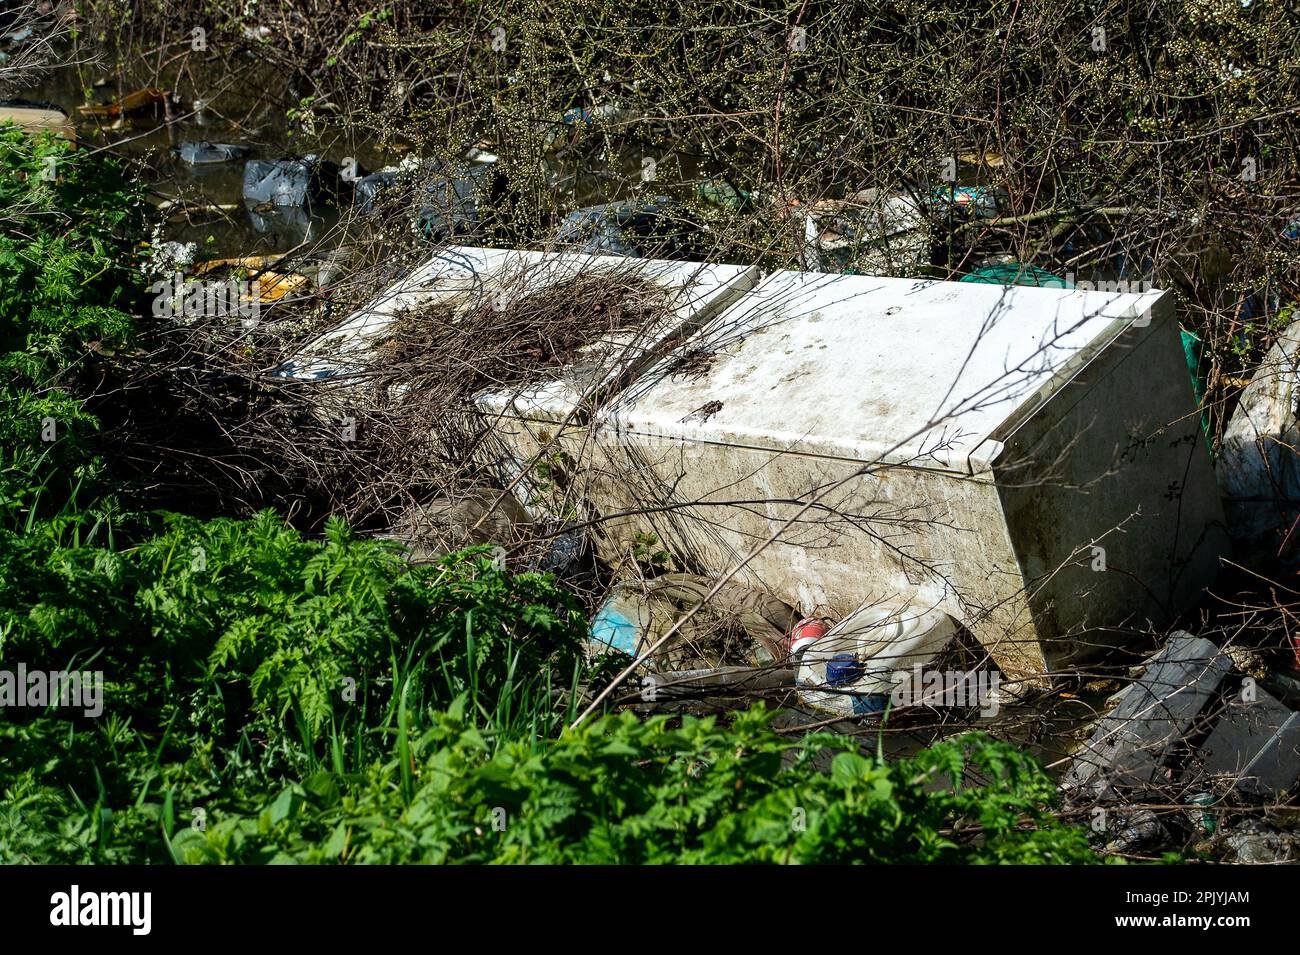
<box><xmin>1064</xmin><ymin>633</ymin><xmax>1300</xmax><ymax>860</ymax></box>
<box><xmin>23</xmin><ymin>49</ymin><xmax>1297</xmax><ymax>862</ymax></box>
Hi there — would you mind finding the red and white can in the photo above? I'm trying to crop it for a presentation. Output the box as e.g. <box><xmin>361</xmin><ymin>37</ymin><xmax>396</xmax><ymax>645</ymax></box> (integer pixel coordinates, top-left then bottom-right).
<box><xmin>789</xmin><ymin>616</ymin><xmax>828</xmax><ymax>657</ymax></box>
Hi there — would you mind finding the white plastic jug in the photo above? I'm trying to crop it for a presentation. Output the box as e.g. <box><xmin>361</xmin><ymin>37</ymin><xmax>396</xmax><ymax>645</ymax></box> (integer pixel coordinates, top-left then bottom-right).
<box><xmin>796</xmin><ymin>603</ymin><xmax>957</xmax><ymax>716</ymax></box>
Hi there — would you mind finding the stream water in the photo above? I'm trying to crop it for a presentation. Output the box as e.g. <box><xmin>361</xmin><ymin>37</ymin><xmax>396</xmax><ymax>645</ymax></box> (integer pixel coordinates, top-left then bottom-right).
<box><xmin>22</xmin><ymin>58</ymin><xmax>390</xmax><ymax>257</ymax></box>
<box><xmin>22</xmin><ymin>55</ymin><xmax>707</xmax><ymax>263</ymax></box>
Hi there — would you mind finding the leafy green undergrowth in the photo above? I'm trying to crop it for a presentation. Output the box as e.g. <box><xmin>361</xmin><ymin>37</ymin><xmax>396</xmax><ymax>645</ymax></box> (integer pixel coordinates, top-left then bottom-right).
<box><xmin>0</xmin><ymin>510</ymin><xmax>585</xmax><ymax>733</ymax></box>
<box><xmin>170</xmin><ymin>706</ymin><xmax>1097</xmax><ymax>865</ymax></box>
<box><xmin>0</xmin><ymin>514</ymin><xmax>586</xmax><ymax>863</ymax></box>
<box><xmin>0</xmin><ymin>507</ymin><xmax>1097</xmax><ymax>864</ymax></box>
<box><xmin>0</xmin><ymin>125</ymin><xmax>145</xmax><ymax>524</ymax></box>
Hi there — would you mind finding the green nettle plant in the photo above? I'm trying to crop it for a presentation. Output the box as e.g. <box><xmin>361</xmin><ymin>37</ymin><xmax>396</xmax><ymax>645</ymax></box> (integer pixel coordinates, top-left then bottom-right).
<box><xmin>0</xmin><ymin>126</ymin><xmax>145</xmax><ymax>524</ymax></box>
<box><xmin>0</xmin><ymin>520</ymin><xmax>589</xmax><ymax>863</ymax></box>
<box><xmin>168</xmin><ymin>707</ymin><xmax>1098</xmax><ymax>864</ymax></box>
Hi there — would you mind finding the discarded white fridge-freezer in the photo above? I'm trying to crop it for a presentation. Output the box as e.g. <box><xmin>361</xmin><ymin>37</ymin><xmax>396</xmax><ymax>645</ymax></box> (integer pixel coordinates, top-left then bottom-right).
<box><xmin>284</xmin><ymin>246</ymin><xmax>1229</xmax><ymax>688</ymax></box>
<box><xmin>581</xmin><ymin>270</ymin><xmax>1228</xmax><ymax>684</ymax></box>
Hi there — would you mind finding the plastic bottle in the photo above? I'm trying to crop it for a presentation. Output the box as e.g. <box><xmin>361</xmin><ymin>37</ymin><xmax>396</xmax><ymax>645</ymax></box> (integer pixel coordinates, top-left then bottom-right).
<box><xmin>796</xmin><ymin>603</ymin><xmax>958</xmax><ymax>717</ymax></box>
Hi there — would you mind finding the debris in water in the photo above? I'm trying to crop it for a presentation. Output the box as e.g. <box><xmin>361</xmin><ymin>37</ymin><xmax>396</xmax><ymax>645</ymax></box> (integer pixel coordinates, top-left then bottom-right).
<box><xmin>0</xmin><ymin>99</ymin><xmax>75</xmax><ymax>140</ymax></box>
<box><xmin>178</xmin><ymin>140</ymin><xmax>252</xmax><ymax>165</ymax></box>
<box><xmin>242</xmin><ymin>154</ymin><xmax>348</xmax><ymax>208</ymax></box>
<box><xmin>78</xmin><ymin>87</ymin><xmax>168</xmax><ymax>118</ymax></box>
<box><xmin>192</xmin><ymin>255</ymin><xmax>311</xmax><ymax>304</ymax></box>
<box><xmin>553</xmin><ymin>197</ymin><xmax>698</xmax><ymax>258</ymax></box>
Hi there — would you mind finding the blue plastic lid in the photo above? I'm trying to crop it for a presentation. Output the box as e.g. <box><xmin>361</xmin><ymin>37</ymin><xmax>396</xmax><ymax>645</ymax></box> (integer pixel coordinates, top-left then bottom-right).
<box><xmin>826</xmin><ymin>653</ymin><xmax>864</xmax><ymax>686</ymax></box>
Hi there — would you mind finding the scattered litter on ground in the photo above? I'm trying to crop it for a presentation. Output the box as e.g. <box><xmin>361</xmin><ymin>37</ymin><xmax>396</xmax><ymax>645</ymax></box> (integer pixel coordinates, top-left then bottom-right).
<box><xmin>465</xmin><ymin>145</ymin><xmax>499</xmax><ymax>164</ymax></box>
<box><xmin>795</xmin><ymin>603</ymin><xmax>959</xmax><ymax>717</ymax></box>
<box><xmin>1102</xmin><ymin>807</ymin><xmax>1168</xmax><ymax>854</ymax></box>
<box><xmin>1217</xmin><ymin>820</ymin><xmax>1298</xmax><ymax>864</ymax></box>
<box><xmin>956</xmin><ymin>150</ymin><xmax>1005</xmax><ymax>168</ymax></box>
<box><xmin>246</xmin><ymin>202</ymin><xmax>318</xmax><ymax>244</ymax></box>
<box><xmin>588</xmin><ymin>572</ymin><xmax>797</xmax><ymax>670</ymax></box>
<box><xmin>1064</xmin><ymin>633</ymin><xmax>1231</xmax><ymax>800</ymax></box>
<box><xmin>354</xmin><ymin>167</ymin><xmax>399</xmax><ymax>213</ymax></box>
<box><xmin>543</xmin><ymin>103</ymin><xmax>634</xmax><ymax>151</ymax></box>
<box><xmin>532</xmin><ymin>524</ymin><xmax>586</xmax><ymax>575</ymax></box>
<box><xmin>1058</xmin><ymin>628</ymin><xmax>1300</xmax><ymax>860</ymax></box>
<box><xmin>1263</xmin><ymin>670</ymin><xmax>1300</xmax><ymax>708</ymax></box>
<box><xmin>352</xmin><ymin>158</ymin><xmax>506</xmax><ymax>243</ymax></box>
<box><xmin>1189</xmin><ymin>687</ymin><xmax>1300</xmax><ymax>798</ymax></box>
